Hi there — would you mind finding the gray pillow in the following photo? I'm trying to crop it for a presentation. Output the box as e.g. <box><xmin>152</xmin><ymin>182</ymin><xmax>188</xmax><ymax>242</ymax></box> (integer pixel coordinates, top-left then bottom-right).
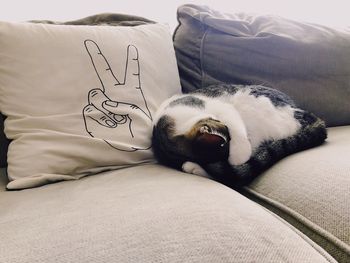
<box><xmin>173</xmin><ymin>4</ymin><xmax>350</xmax><ymax>127</ymax></box>
<box><xmin>0</xmin><ymin>13</ymin><xmax>154</xmax><ymax>168</ymax></box>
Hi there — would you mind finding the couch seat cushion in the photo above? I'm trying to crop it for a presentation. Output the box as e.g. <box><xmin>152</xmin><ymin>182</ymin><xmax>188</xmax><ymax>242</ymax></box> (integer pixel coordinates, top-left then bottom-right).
<box><xmin>0</xmin><ymin>164</ymin><xmax>335</xmax><ymax>262</ymax></box>
<box><xmin>244</xmin><ymin>126</ymin><xmax>350</xmax><ymax>262</ymax></box>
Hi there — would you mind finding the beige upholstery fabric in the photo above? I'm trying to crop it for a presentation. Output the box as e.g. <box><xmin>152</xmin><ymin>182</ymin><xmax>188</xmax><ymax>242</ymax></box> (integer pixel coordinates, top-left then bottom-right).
<box><xmin>245</xmin><ymin>126</ymin><xmax>350</xmax><ymax>263</ymax></box>
<box><xmin>0</xmin><ymin>21</ymin><xmax>181</xmax><ymax>190</ymax></box>
<box><xmin>0</xmin><ymin>165</ymin><xmax>336</xmax><ymax>262</ymax></box>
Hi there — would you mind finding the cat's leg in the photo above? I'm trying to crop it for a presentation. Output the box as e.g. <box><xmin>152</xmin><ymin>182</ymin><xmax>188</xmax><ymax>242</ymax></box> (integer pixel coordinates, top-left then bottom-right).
<box><xmin>219</xmin><ymin>112</ymin><xmax>252</xmax><ymax>165</ymax></box>
<box><xmin>228</xmin><ymin>134</ymin><xmax>252</xmax><ymax>165</ymax></box>
<box><xmin>182</xmin><ymin>161</ymin><xmax>210</xmax><ymax>177</ymax></box>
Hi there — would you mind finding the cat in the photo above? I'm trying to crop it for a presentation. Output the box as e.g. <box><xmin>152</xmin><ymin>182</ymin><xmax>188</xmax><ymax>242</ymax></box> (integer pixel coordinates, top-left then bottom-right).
<box><xmin>152</xmin><ymin>84</ymin><xmax>327</xmax><ymax>188</ymax></box>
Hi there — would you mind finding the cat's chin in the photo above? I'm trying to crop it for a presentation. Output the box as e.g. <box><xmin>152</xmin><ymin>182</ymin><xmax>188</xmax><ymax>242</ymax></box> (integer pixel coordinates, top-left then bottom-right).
<box><xmin>188</xmin><ymin>118</ymin><xmax>230</xmax><ymax>163</ymax></box>
<box><xmin>195</xmin><ymin>125</ymin><xmax>228</xmax><ymax>152</ymax></box>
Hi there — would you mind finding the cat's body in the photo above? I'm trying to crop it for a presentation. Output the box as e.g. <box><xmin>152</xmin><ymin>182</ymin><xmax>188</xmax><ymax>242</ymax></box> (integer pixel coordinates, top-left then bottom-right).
<box><xmin>152</xmin><ymin>84</ymin><xmax>327</xmax><ymax>188</ymax></box>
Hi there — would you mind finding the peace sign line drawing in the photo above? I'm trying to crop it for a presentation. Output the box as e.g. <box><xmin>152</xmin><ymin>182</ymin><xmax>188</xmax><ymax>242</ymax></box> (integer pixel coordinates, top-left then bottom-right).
<box><xmin>82</xmin><ymin>40</ymin><xmax>153</xmax><ymax>152</ymax></box>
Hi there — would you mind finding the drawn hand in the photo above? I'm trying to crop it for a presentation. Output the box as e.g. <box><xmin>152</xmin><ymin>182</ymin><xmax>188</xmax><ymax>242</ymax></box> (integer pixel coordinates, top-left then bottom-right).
<box><xmin>82</xmin><ymin>40</ymin><xmax>152</xmax><ymax>152</ymax></box>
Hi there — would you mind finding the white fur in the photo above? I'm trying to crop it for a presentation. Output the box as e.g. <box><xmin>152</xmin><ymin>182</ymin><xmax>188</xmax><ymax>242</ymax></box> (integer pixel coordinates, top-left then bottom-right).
<box><xmin>182</xmin><ymin>161</ymin><xmax>210</xmax><ymax>178</ymax></box>
<box><xmin>169</xmin><ymin>107</ymin><xmax>214</xmax><ymax>136</ymax></box>
<box><xmin>230</xmin><ymin>89</ymin><xmax>301</xmax><ymax>150</ymax></box>
<box><xmin>155</xmin><ymin>89</ymin><xmax>301</xmax><ymax>166</ymax></box>
<box><xmin>204</xmin><ymin>98</ymin><xmax>252</xmax><ymax>165</ymax></box>
<box><xmin>153</xmin><ymin>95</ymin><xmax>183</xmax><ymax>124</ymax></box>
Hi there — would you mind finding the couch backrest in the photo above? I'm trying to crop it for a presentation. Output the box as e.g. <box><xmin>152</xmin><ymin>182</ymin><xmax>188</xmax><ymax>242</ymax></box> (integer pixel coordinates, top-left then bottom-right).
<box><xmin>0</xmin><ymin>114</ymin><xmax>8</xmax><ymax>167</ymax></box>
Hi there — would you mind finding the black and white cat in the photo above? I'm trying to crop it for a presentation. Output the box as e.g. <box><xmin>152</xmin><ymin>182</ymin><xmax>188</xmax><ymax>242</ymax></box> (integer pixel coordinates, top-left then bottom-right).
<box><xmin>152</xmin><ymin>84</ymin><xmax>327</xmax><ymax>188</ymax></box>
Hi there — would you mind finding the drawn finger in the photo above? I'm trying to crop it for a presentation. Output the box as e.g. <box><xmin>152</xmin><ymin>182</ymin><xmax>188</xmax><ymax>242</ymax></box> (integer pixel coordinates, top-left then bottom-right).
<box><xmin>88</xmin><ymin>89</ymin><xmax>128</xmax><ymax>122</ymax></box>
<box><xmin>103</xmin><ymin>100</ymin><xmax>142</xmax><ymax>116</ymax></box>
<box><xmin>88</xmin><ymin>88</ymin><xmax>115</xmax><ymax>118</ymax></box>
<box><xmin>124</xmin><ymin>45</ymin><xmax>140</xmax><ymax>89</ymax></box>
<box><xmin>84</xmin><ymin>39</ymin><xmax>120</xmax><ymax>92</ymax></box>
<box><xmin>83</xmin><ymin>104</ymin><xmax>117</xmax><ymax>130</ymax></box>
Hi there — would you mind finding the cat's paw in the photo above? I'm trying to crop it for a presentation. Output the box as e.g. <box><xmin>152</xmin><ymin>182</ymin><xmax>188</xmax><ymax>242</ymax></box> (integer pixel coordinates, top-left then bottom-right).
<box><xmin>182</xmin><ymin>162</ymin><xmax>209</xmax><ymax>177</ymax></box>
<box><xmin>228</xmin><ymin>139</ymin><xmax>252</xmax><ymax>165</ymax></box>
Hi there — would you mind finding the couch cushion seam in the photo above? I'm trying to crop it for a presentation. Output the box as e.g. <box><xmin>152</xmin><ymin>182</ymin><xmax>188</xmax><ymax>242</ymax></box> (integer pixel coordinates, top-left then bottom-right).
<box><xmin>243</xmin><ymin>187</ymin><xmax>349</xmax><ymax>261</ymax></box>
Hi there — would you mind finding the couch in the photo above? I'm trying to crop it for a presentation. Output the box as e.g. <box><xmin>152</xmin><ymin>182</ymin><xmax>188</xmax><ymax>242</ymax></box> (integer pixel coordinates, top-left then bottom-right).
<box><xmin>0</xmin><ymin>5</ymin><xmax>349</xmax><ymax>263</ymax></box>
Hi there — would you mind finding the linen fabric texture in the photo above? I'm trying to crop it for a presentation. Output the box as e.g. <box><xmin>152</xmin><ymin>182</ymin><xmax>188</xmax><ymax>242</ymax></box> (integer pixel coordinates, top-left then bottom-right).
<box><xmin>0</xmin><ymin>164</ymin><xmax>337</xmax><ymax>263</ymax></box>
<box><xmin>0</xmin><ymin>20</ymin><xmax>181</xmax><ymax>189</ymax></box>
<box><xmin>245</xmin><ymin>126</ymin><xmax>350</xmax><ymax>262</ymax></box>
<box><xmin>0</xmin><ymin>13</ymin><xmax>154</xmax><ymax>168</ymax></box>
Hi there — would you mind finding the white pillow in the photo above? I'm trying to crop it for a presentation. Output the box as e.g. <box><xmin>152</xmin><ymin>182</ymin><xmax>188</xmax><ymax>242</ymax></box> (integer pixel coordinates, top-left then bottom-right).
<box><xmin>0</xmin><ymin>21</ymin><xmax>181</xmax><ymax>189</ymax></box>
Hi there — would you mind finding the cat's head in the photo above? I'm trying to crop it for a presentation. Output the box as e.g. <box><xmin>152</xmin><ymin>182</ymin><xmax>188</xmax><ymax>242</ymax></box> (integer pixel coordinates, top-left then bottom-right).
<box><xmin>187</xmin><ymin>117</ymin><xmax>230</xmax><ymax>160</ymax></box>
<box><xmin>152</xmin><ymin>115</ymin><xmax>230</xmax><ymax>167</ymax></box>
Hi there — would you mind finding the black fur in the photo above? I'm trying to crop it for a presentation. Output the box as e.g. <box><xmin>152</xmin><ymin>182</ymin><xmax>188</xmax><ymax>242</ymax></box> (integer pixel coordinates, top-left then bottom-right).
<box><xmin>192</xmin><ymin>84</ymin><xmax>240</xmax><ymax>97</ymax></box>
<box><xmin>192</xmin><ymin>84</ymin><xmax>296</xmax><ymax>108</ymax></box>
<box><xmin>152</xmin><ymin>115</ymin><xmax>230</xmax><ymax>169</ymax></box>
<box><xmin>249</xmin><ymin>85</ymin><xmax>296</xmax><ymax>107</ymax></box>
<box><xmin>169</xmin><ymin>96</ymin><xmax>205</xmax><ymax>108</ymax></box>
<box><xmin>201</xmin><ymin>111</ymin><xmax>326</xmax><ymax>189</ymax></box>
<box><xmin>152</xmin><ymin>84</ymin><xmax>327</xmax><ymax>188</ymax></box>
<box><xmin>152</xmin><ymin>115</ymin><xmax>184</xmax><ymax>169</ymax></box>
